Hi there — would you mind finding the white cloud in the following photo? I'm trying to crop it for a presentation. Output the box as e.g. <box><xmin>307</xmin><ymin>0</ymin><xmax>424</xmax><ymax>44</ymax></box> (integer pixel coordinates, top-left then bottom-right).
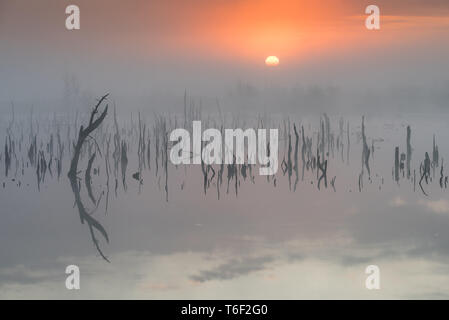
<box><xmin>419</xmin><ymin>199</ymin><xmax>449</xmax><ymax>214</ymax></box>
<box><xmin>390</xmin><ymin>196</ymin><xmax>406</xmax><ymax>207</ymax></box>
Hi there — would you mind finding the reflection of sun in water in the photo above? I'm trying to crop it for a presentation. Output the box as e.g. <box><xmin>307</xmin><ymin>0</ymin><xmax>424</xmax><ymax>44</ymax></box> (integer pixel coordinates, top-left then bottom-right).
<box><xmin>265</xmin><ymin>56</ymin><xmax>279</xmax><ymax>67</ymax></box>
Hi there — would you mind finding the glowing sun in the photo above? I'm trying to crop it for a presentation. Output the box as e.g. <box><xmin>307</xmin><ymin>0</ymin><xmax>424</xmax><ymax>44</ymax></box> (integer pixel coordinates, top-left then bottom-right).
<box><xmin>265</xmin><ymin>56</ymin><xmax>279</xmax><ymax>67</ymax></box>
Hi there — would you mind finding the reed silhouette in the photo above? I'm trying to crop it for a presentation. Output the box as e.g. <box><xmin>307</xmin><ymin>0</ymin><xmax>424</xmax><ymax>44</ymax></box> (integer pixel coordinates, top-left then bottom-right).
<box><xmin>2</xmin><ymin>92</ymin><xmax>449</xmax><ymax>263</ymax></box>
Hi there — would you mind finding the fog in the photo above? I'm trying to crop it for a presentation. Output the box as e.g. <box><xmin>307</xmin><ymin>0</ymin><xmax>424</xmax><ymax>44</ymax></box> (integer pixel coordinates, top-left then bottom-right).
<box><xmin>1</xmin><ymin>0</ymin><xmax>449</xmax><ymax>299</ymax></box>
<box><xmin>1</xmin><ymin>0</ymin><xmax>449</xmax><ymax>115</ymax></box>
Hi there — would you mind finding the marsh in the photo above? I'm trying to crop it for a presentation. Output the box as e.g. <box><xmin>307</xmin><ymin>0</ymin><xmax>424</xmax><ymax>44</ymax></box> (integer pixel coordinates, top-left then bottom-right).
<box><xmin>1</xmin><ymin>0</ymin><xmax>449</xmax><ymax>300</ymax></box>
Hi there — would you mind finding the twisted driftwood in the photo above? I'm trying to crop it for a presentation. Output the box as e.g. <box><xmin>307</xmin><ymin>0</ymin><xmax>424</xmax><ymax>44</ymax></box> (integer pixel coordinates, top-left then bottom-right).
<box><xmin>68</xmin><ymin>94</ymin><xmax>110</xmax><ymax>262</ymax></box>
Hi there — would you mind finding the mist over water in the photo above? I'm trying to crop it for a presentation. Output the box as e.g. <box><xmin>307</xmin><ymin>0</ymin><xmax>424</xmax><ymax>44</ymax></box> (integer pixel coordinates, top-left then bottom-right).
<box><xmin>1</xmin><ymin>94</ymin><xmax>449</xmax><ymax>298</ymax></box>
<box><xmin>1</xmin><ymin>0</ymin><xmax>449</xmax><ymax>299</ymax></box>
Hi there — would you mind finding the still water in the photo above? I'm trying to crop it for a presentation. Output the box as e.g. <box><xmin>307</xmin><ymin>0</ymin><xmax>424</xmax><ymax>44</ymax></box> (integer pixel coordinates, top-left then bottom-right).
<box><xmin>1</xmin><ymin>109</ymin><xmax>449</xmax><ymax>299</ymax></box>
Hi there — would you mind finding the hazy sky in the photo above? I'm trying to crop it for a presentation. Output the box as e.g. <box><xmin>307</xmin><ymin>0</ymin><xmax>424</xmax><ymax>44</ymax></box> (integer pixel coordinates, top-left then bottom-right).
<box><xmin>2</xmin><ymin>1</ymin><xmax>449</xmax><ymax>299</ymax></box>
<box><xmin>1</xmin><ymin>0</ymin><xmax>449</xmax><ymax>109</ymax></box>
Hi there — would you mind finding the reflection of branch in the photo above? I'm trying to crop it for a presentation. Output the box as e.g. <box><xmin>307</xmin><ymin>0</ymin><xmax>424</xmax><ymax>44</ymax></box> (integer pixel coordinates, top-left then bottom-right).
<box><xmin>419</xmin><ymin>164</ymin><xmax>428</xmax><ymax>197</ymax></box>
<box><xmin>68</xmin><ymin>94</ymin><xmax>110</xmax><ymax>262</ymax></box>
<box><xmin>419</xmin><ymin>152</ymin><xmax>431</xmax><ymax>197</ymax></box>
<box><xmin>86</xmin><ymin>135</ymin><xmax>103</xmax><ymax>157</ymax></box>
<box><xmin>85</xmin><ymin>153</ymin><xmax>97</xmax><ymax>205</ymax></box>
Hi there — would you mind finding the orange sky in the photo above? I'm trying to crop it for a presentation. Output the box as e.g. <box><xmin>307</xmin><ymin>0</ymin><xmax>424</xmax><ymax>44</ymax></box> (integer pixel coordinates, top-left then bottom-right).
<box><xmin>2</xmin><ymin>0</ymin><xmax>449</xmax><ymax>66</ymax></box>
<box><xmin>1</xmin><ymin>0</ymin><xmax>449</xmax><ymax>101</ymax></box>
<box><xmin>132</xmin><ymin>0</ymin><xmax>449</xmax><ymax>64</ymax></box>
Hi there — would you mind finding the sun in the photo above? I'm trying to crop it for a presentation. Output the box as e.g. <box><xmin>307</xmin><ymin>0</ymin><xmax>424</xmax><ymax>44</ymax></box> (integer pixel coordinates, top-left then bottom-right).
<box><xmin>265</xmin><ymin>56</ymin><xmax>279</xmax><ymax>67</ymax></box>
